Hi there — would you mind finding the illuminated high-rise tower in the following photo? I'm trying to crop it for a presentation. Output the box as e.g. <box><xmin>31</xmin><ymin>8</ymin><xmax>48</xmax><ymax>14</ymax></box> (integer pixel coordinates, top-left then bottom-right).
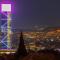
<box><xmin>0</xmin><ymin>0</ymin><xmax>13</xmax><ymax>49</ymax></box>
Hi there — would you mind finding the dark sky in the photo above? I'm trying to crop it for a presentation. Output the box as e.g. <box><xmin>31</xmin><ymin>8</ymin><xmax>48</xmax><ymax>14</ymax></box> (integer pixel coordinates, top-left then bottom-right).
<box><xmin>12</xmin><ymin>0</ymin><xmax>60</xmax><ymax>29</ymax></box>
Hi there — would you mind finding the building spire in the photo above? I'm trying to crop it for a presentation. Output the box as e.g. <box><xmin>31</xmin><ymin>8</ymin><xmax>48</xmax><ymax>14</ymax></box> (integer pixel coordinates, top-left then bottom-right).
<box><xmin>15</xmin><ymin>32</ymin><xmax>27</xmax><ymax>59</ymax></box>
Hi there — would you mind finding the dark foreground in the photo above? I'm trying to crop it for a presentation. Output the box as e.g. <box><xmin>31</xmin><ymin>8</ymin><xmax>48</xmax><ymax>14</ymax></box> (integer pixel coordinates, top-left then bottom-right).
<box><xmin>0</xmin><ymin>49</ymin><xmax>60</xmax><ymax>60</ymax></box>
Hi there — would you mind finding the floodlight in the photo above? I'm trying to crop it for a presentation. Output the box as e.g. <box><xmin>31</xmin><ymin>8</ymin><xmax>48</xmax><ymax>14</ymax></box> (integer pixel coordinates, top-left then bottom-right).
<box><xmin>1</xmin><ymin>4</ymin><xmax>11</xmax><ymax>12</ymax></box>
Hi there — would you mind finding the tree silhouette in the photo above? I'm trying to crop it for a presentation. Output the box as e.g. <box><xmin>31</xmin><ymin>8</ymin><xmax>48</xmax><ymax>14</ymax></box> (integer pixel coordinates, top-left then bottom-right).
<box><xmin>14</xmin><ymin>32</ymin><xmax>27</xmax><ymax>60</ymax></box>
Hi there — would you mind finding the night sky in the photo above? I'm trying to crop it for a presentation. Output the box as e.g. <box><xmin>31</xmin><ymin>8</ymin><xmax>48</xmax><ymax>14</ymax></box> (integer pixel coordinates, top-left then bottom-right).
<box><xmin>9</xmin><ymin>0</ymin><xmax>60</xmax><ymax>28</ymax></box>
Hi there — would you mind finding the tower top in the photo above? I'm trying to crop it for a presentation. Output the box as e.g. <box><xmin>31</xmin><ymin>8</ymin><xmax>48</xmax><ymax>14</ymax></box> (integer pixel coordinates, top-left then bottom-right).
<box><xmin>1</xmin><ymin>4</ymin><xmax>11</xmax><ymax>12</ymax></box>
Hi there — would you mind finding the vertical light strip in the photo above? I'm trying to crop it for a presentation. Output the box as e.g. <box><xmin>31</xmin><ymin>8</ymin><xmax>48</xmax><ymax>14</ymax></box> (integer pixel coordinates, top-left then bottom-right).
<box><xmin>7</xmin><ymin>12</ymin><xmax>11</xmax><ymax>49</ymax></box>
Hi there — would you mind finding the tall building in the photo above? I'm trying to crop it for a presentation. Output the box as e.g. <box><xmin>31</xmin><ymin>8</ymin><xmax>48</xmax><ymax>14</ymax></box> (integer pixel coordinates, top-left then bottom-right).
<box><xmin>0</xmin><ymin>3</ymin><xmax>12</xmax><ymax>49</ymax></box>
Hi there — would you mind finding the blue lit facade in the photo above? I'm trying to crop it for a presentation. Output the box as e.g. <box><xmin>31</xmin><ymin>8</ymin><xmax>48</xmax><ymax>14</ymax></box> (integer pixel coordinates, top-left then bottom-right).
<box><xmin>0</xmin><ymin>12</ymin><xmax>11</xmax><ymax>49</ymax></box>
